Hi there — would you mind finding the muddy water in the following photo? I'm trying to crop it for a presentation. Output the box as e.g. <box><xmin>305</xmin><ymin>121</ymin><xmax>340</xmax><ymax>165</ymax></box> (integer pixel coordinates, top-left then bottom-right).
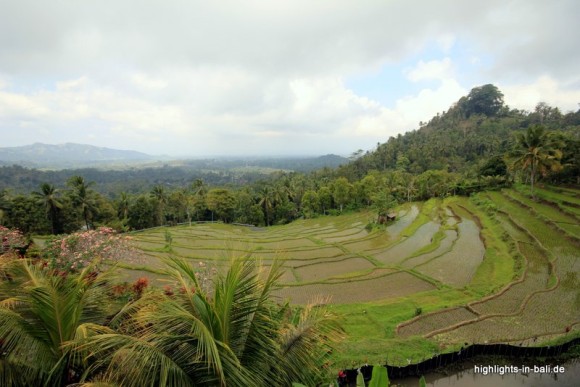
<box><xmin>389</xmin><ymin>205</ymin><xmax>421</xmax><ymax>236</ymax></box>
<box><xmin>401</xmin><ymin>230</ymin><xmax>457</xmax><ymax>269</ymax></box>
<box><xmin>392</xmin><ymin>359</ymin><xmax>580</xmax><ymax>386</ymax></box>
<box><xmin>373</xmin><ymin>221</ymin><xmax>440</xmax><ymax>265</ymax></box>
<box><xmin>416</xmin><ymin>219</ymin><xmax>485</xmax><ymax>287</ymax></box>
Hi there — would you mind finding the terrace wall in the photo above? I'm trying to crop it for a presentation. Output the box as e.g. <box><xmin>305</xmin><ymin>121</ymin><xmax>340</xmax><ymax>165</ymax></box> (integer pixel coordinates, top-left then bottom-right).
<box><xmin>341</xmin><ymin>337</ymin><xmax>580</xmax><ymax>384</ymax></box>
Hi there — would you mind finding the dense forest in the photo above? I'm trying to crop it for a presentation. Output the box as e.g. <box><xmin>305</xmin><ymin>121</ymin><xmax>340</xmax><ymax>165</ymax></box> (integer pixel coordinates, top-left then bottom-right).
<box><xmin>0</xmin><ymin>85</ymin><xmax>578</xmax><ymax>235</ymax></box>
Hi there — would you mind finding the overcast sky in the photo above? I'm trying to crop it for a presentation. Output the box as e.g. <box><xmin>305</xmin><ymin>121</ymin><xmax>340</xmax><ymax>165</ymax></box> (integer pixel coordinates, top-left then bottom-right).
<box><xmin>0</xmin><ymin>0</ymin><xmax>579</xmax><ymax>157</ymax></box>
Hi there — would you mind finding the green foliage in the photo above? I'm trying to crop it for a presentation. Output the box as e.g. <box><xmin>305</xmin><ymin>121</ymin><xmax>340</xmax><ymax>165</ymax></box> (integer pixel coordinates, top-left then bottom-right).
<box><xmin>372</xmin><ymin>189</ymin><xmax>397</xmax><ymax>218</ymax></box>
<box><xmin>509</xmin><ymin>125</ymin><xmax>564</xmax><ymax>196</ymax></box>
<box><xmin>0</xmin><ymin>257</ymin><xmax>118</xmax><ymax>386</ymax></box>
<box><xmin>479</xmin><ymin>155</ymin><xmax>507</xmax><ymax>177</ymax></box>
<box><xmin>332</xmin><ymin>177</ymin><xmax>352</xmax><ymax>212</ymax></box>
<box><xmin>368</xmin><ymin>365</ymin><xmax>389</xmax><ymax>387</ymax></box>
<box><xmin>301</xmin><ymin>190</ymin><xmax>320</xmax><ymax>218</ymax></box>
<box><xmin>70</xmin><ymin>257</ymin><xmax>343</xmax><ymax>386</ymax></box>
<box><xmin>462</xmin><ymin>84</ymin><xmax>505</xmax><ymax>117</ymax></box>
<box><xmin>43</xmin><ymin>227</ymin><xmax>142</xmax><ymax>273</ymax></box>
<box><xmin>127</xmin><ymin>195</ymin><xmax>157</xmax><ymax>230</ymax></box>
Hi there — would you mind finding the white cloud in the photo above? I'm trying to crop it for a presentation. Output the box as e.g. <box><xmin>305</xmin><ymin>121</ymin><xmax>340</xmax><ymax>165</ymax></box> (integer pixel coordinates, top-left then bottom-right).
<box><xmin>0</xmin><ymin>1</ymin><xmax>578</xmax><ymax>156</ymax></box>
<box><xmin>501</xmin><ymin>75</ymin><xmax>580</xmax><ymax>112</ymax></box>
<box><xmin>436</xmin><ymin>34</ymin><xmax>456</xmax><ymax>53</ymax></box>
<box><xmin>406</xmin><ymin>58</ymin><xmax>454</xmax><ymax>83</ymax></box>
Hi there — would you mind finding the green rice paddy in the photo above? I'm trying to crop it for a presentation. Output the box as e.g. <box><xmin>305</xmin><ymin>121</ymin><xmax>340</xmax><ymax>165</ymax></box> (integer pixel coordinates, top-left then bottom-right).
<box><xmin>125</xmin><ymin>187</ymin><xmax>580</xmax><ymax>365</ymax></box>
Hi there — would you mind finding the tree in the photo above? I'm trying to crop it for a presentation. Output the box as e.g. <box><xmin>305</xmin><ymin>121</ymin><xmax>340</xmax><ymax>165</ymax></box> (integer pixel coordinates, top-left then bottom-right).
<box><xmin>301</xmin><ymin>190</ymin><xmax>320</xmax><ymax>218</ymax></box>
<box><xmin>463</xmin><ymin>84</ymin><xmax>504</xmax><ymax>117</ymax></box>
<box><xmin>67</xmin><ymin>176</ymin><xmax>97</xmax><ymax>230</ymax></box>
<box><xmin>117</xmin><ymin>192</ymin><xmax>130</xmax><ymax>221</ymax></box>
<box><xmin>71</xmin><ymin>257</ymin><xmax>343</xmax><ymax>386</ymax></box>
<box><xmin>33</xmin><ymin>183</ymin><xmax>63</xmax><ymax>234</ymax></box>
<box><xmin>235</xmin><ymin>189</ymin><xmax>263</xmax><ymax>225</ymax></box>
<box><xmin>371</xmin><ymin>189</ymin><xmax>397</xmax><ymax>221</ymax></box>
<box><xmin>332</xmin><ymin>177</ymin><xmax>352</xmax><ymax>212</ymax></box>
<box><xmin>127</xmin><ymin>195</ymin><xmax>157</xmax><ymax>230</ymax></box>
<box><xmin>415</xmin><ymin>170</ymin><xmax>458</xmax><ymax>200</ymax></box>
<box><xmin>206</xmin><ymin>189</ymin><xmax>236</xmax><ymax>223</ymax></box>
<box><xmin>150</xmin><ymin>185</ymin><xmax>168</xmax><ymax>226</ymax></box>
<box><xmin>3</xmin><ymin>195</ymin><xmax>49</xmax><ymax>234</ymax></box>
<box><xmin>0</xmin><ymin>257</ymin><xmax>118</xmax><ymax>386</ymax></box>
<box><xmin>358</xmin><ymin>174</ymin><xmax>378</xmax><ymax>206</ymax></box>
<box><xmin>190</xmin><ymin>179</ymin><xmax>208</xmax><ymax>221</ymax></box>
<box><xmin>479</xmin><ymin>155</ymin><xmax>508</xmax><ymax>177</ymax></box>
<box><xmin>510</xmin><ymin>125</ymin><xmax>563</xmax><ymax>196</ymax></box>
<box><xmin>257</xmin><ymin>185</ymin><xmax>275</xmax><ymax>226</ymax></box>
<box><xmin>0</xmin><ymin>189</ymin><xmax>10</xmax><ymax>224</ymax></box>
<box><xmin>318</xmin><ymin>187</ymin><xmax>333</xmax><ymax>215</ymax></box>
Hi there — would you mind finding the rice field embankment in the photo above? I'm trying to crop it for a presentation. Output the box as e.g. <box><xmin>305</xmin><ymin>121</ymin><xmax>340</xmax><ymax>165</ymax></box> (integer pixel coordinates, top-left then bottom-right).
<box><xmin>126</xmin><ymin>185</ymin><xmax>580</xmax><ymax>365</ymax></box>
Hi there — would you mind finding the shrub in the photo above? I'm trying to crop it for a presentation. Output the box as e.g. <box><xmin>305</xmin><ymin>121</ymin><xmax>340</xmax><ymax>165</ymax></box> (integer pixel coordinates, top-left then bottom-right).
<box><xmin>43</xmin><ymin>227</ymin><xmax>142</xmax><ymax>273</ymax></box>
<box><xmin>0</xmin><ymin>226</ymin><xmax>27</xmax><ymax>256</ymax></box>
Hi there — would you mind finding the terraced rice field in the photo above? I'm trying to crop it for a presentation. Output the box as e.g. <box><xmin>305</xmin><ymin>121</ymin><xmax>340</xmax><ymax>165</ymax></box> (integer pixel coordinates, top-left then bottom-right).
<box><xmin>127</xmin><ymin>186</ymin><xmax>580</xmax><ymax>364</ymax></box>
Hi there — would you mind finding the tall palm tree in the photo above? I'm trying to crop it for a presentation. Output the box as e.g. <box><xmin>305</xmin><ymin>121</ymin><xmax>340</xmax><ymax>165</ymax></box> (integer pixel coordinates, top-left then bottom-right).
<box><xmin>0</xmin><ymin>258</ymin><xmax>116</xmax><ymax>386</ymax></box>
<box><xmin>510</xmin><ymin>125</ymin><xmax>563</xmax><ymax>197</ymax></box>
<box><xmin>117</xmin><ymin>191</ymin><xmax>130</xmax><ymax>220</ymax></box>
<box><xmin>150</xmin><ymin>185</ymin><xmax>168</xmax><ymax>226</ymax></box>
<box><xmin>0</xmin><ymin>189</ymin><xmax>10</xmax><ymax>224</ymax></box>
<box><xmin>257</xmin><ymin>186</ymin><xmax>274</xmax><ymax>226</ymax></box>
<box><xmin>73</xmin><ymin>257</ymin><xmax>342</xmax><ymax>386</ymax></box>
<box><xmin>68</xmin><ymin>176</ymin><xmax>96</xmax><ymax>230</ymax></box>
<box><xmin>191</xmin><ymin>179</ymin><xmax>208</xmax><ymax>221</ymax></box>
<box><xmin>33</xmin><ymin>183</ymin><xmax>62</xmax><ymax>234</ymax></box>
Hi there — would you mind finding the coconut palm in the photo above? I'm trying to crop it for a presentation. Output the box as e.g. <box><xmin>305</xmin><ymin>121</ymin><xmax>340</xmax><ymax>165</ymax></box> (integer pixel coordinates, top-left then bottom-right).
<box><xmin>510</xmin><ymin>125</ymin><xmax>563</xmax><ymax>197</ymax></box>
<box><xmin>117</xmin><ymin>192</ymin><xmax>130</xmax><ymax>221</ymax></box>
<box><xmin>33</xmin><ymin>182</ymin><xmax>63</xmax><ymax>234</ymax></box>
<box><xmin>190</xmin><ymin>179</ymin><xmax>208</xmax><ymax>221</ymax></box>
<box><xmin>68</xmin><ymin>176</ymin><xmax>97</xmax><ymax>230</ymax></box>
<box><xmin>0</xmin><ymin>258</ymin><xmax>116</xmax><ymax>386</ymax></box>
<box><xmin>150</xmin><ymin>185</ymin><xmax>168</xmax><ymax>226</ymax></box>
<box><xmin>73</xmin><ymin>257</ymin><xmax>342</xmax><ymax>386</ymax></box>
<box><xmin>257</xmin><ymin>186</ymin><xmax>274</xmax><ymax>226</ymax></box>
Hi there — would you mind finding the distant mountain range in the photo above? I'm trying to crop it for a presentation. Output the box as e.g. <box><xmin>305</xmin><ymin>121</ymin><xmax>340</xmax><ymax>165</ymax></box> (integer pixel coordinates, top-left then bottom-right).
<box><xmin>0</xmin><ymin>143</ymin><xmax>155</xmax><ymax>168</ymax></box>
<box><xmin>0</xmin><ymin>143</ymin><xmax>349</xmax><ymax>172</ymax></box>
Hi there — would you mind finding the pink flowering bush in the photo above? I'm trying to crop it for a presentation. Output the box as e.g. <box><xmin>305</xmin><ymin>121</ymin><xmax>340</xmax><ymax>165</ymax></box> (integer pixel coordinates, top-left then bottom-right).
<box><xmin>44</xmin><ymin>227</ymin><xmax>142</xmax><ymax>273</ymax></box>
<box><xmin>0</xmin><ymin>226</ymin><xmax>27</xmax><ymax>256</ymax></box>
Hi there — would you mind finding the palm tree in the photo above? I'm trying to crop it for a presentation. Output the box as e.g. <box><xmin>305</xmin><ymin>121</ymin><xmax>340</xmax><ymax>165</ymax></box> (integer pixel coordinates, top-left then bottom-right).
<box><xmin>0</xmin><ymin>258</ymin><xmax>116</xmax><ymax>386</ymax></box>
<box><xmin>73</xmin><ymin>257</ymin><xmax>342</xmax><ymax>386</ymax></box>
<box><xmin>117</xmin><ymin>192</ymin><xmax>130</xmax><ymax>220</ymax></box>
<box><xmin>191</xmin><ymin>179</ymin><xmax>208</xmax><ymax>221</ymax></box>
<box><xmin>68</xmin><ymin>176</ymin><xmax>97</xmax><ymax>230</ymax></box>
<box><xmin>257</xmin><ymin>186</ymin><xmax>274</xmax><ymax>226</ymax></box>
<box><xmin>33</xmin><ymin>183</ymin><xmax>62</xmax><ymax>234</ymax></box>
<box><xmin>150</xmin><ymin>185</ymin><xmax>168</xmax><ymax>226</ymax></box>
<box><xmin>0</xmin><ymin>189</ymin><xmax>10</xmax><ymax>224</ymax></box>
<box><xmin>510</xmin><ymin>125</ymin><xmax>563</xmax><ymax>197</ymax></box>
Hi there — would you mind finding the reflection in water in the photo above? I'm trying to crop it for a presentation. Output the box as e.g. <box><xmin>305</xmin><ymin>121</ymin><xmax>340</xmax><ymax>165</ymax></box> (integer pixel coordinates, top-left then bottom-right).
<box><xmin>393</xmin><ymin>359</ymin><xmax>580</xmax><ymax>386</ymax></box>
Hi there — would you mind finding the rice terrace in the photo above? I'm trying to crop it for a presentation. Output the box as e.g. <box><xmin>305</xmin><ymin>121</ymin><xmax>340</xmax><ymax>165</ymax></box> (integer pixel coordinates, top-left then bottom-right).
<box><xmin>124</xmin><ymin>185</ymin><xmax>580</xmax><ymax>366</ymax></box>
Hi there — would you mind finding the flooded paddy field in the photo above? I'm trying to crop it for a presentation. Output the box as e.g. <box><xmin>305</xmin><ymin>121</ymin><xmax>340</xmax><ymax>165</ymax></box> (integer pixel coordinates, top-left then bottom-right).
<box><xmin>127</xmin><ymin>188</ymin><xmax>580</xmax><ymax>365</ymax></box>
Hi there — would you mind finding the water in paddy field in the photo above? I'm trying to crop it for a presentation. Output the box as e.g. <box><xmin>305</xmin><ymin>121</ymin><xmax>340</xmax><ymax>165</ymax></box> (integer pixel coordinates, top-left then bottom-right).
<box><xmin>392</xmin><ymin>359</ymin><xmax>580</xmax><ymax>386</ymax></box>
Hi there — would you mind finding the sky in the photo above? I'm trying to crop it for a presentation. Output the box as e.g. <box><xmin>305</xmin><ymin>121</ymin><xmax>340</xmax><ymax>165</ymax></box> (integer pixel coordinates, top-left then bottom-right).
<box><xmin>0</xmin><ymin>0</ymin><xmax>579</xmax><ymax>157</ymax></box>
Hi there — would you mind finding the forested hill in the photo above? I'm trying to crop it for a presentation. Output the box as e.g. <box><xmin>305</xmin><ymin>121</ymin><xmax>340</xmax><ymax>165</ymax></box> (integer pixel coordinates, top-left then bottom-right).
<box><xmin>337</xmin><ymin>84</ymin><xmax>580</xmax><ymax>180</ymax></box>
<box><xmin>0</xmin><ymin>143</ymin><xmax>155</xmax><ymax>168</ymax></box>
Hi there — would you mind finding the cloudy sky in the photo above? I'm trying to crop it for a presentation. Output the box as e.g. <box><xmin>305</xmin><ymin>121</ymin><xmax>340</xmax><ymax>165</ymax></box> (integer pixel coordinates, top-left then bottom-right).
<box><xmin>0</xmin><ymin>0</ymin><xmax>579</xmax><ymax>157</ymax></box>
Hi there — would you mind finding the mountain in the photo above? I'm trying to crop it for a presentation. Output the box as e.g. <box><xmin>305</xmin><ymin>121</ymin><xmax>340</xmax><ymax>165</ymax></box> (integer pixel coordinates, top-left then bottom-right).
<box><xmin>0</xmin><ymin>143</ymin><xmax>155</xmax><ymax>168</ymax></box>
<box><xmin>336</xmin><ymin>84</ymin><xmax>580</xmax><ymax>180</ymax></box>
